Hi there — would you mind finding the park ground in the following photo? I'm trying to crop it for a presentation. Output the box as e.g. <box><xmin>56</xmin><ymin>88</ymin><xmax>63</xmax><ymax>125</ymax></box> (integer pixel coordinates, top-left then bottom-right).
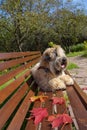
<box><xmin>68</xmin><ymin>55</ymin><xmax>87</xmax><ymax>94</ymax></box>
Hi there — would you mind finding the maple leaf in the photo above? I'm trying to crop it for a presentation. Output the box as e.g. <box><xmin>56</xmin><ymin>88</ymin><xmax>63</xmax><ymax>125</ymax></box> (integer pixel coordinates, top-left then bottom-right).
<box><xmin>51</xmin><ymin>97</ymin><xmax>65</xmax><ymax>105</ymax></box>
<box><xmin>48</xmin><ymin>115</ymin><xmax>56</xmax><ymax>122</ymax></box>
<box><xmin>62</xmin><ymin>114</ymin><xmax>72</xmax><ymax>124</ymax></box>
<box><xmin>82</xmin><ymin>87</ymin><xmax>87</xmax><ymax>90</ymax></box>
<box><xmin>48</xmin><ymin>114</ymin><xmax>63</xmax><ymax>128</ymax></box>
<box><xmin>48</xmin><ymin>113</ymin><xmax>72</xmax><ymax>128</ymax></box>
<box><xmin>27</xmin><ymin>108</ymin><xmax>48</xmax><ymax>125</ymax></box>
<box><xmin>30</xmin><ymin>95</ymin><xmax>48</xmax><ymax>103</ymax></box>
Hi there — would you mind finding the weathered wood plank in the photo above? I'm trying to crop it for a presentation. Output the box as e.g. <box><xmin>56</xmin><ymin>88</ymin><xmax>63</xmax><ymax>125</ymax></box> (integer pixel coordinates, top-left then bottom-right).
<box><xmin>0</xmin><ymin>51</ymin><xmax>41</xmax><ymax>60</ymax></box>
<box><xmin>7</xmin><ymin>90</ymin><xmax>34</xmax><ymax>130</ymax></box>
<box><xmin>0</xmin><ymin>83</ymin><xmax>29</xmax><ymax>129</ymax></box>
<box><xmin>67</xmin><ymin>86</ymin><xmax>87</xmax><ymax>130</ymax></box>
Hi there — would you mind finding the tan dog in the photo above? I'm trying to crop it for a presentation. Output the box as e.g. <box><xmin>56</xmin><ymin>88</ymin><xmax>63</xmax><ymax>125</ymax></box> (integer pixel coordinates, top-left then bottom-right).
<box><xmin>31</xmin><ymin>45</ymin><xmax>74</xmax><ymax>92</ymax></box>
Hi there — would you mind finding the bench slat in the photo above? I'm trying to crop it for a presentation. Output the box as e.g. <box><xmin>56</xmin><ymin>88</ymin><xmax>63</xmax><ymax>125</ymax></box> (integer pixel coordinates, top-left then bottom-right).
<box><xmin>65</xmin><ymin>70</ymin><xmax>87</xmax><ymax>109</ymax></box>
<box><xmin>56</xmin><ymin>91</ymin><xmax>66</xmax><ymax>113</ymax></box>
<box><xmin>74</xmin><ymin>81</ymin><xmax>87</xmax><ymax>109</ymax></box>
<box><xmin>0</xmin><ymin>54</ymin><xmax>41</xmax><ymax>71</ymax></box>
<box><xmin>0</xmin><ymin>51</ymin><xmax>41</xmax><ymax>60</ymax></box>
<box><xmin>56</xmin><ymin>91</ymin><xmax>72</xmax><ymax>130</ymax></box>
<box><xmin>41</xmin><ymin>92</ymin><xmax>53</xmax><ymax>130</ymax></box>
<box><xmin>67</xmin><ymin>86</ymin><xmax>87</xmax><ymax>130</ymax></box>
<box><xmin>7</xmin><ymin>90</ymin><xmax>34</xmax><ymax>130</ymax></box>
<box><xmin>0</xmin><ymin>83</ymin><xmax>29</xmax><ymax>129</ymax></box>
<box><xmin>0</xmin><ymin>70</ymin><xmax>30</xmax><ymax>104</ymax></box>
<box><xmin>25</xmin><ymin>100</ymin><xmax>41</xmax><ymax>130</ymax></box>
<box><xmin>0</xmin><ymin>57</ymin><xmax>40</xmax><ymax>86</ymax></box>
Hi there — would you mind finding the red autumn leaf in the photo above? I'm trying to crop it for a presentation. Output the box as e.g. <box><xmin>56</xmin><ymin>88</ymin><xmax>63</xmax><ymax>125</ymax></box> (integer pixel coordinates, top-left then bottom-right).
<box><xmin>30</xmin><ymin>95</ymin><xmax>48</xmax><ymax>103</ymax></box>
<box><xmin>48</xmin><ymin>114</ymin><xmax>63</xmax><ymax>128</ymax></box>
<box><xmin>27</xmin><ymin>108</ymin><xmax>48</xmax><ymax>125</ymax></box>
<box><xmin>62</xmin><ymin>114</ymin><xmax>72</xmax><ymax>124</ymax></box>
<box><xmin>51</xmin><ymin>97</ymin><xmax>65</xmax><ymax>105</ymax></box>
<box><xmin>48</xmin><ymin>114</ymin><xmax>72</xmax><ymax>128</ymax></box>
<box><xmin>48</xmin><ymin>115</ymin><xmax>56</xmax><ymax>122</ymax></box>
<box><xmin>82</xmin><ymin>87</ymin><xmax>87</xmax><ymax>90</ymax></box>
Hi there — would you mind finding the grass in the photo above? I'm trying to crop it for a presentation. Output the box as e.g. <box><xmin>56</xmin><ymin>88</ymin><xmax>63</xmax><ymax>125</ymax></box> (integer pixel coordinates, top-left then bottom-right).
<box><xmin>67</xmin><ymin>63</ymin><xmax>79</xmax><ymax>70</ymax></box>
<box><xmin>0</xmin><ymin>69</ymin><xmax>29</xmax><ymax>90</ymax></box>
<box><xmin>0</xmin><ymin>79</ymin><xmax>15</xmax><ymax>90</ymax></box>
<box><xmin>67</xmin><ymin>51</ymin><xmax>84</xmax><ymax>57</ymax></box>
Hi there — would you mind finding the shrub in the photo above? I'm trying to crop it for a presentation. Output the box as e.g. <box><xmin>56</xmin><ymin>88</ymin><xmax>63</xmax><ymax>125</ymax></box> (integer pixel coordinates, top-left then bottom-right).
<box><xmin>70</xmin><ymin>43</ymin><xmax>85</xmax><ymax>52</ymax></box>
<box><xmin>82</xmin><ymin>50</ymin><xmax>87</xmax><ymax>57</ymax></box>
<box><xmin>84</xmin><ymin>41</ymin><xmax>87</xmax><ymax>50</ymax></box>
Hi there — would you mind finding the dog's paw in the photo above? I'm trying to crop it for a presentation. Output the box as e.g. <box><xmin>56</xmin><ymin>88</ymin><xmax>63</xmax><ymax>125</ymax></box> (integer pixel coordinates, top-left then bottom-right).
<box><xmin>66</xmin><ymin>78</ymin><xmax>74</xmax><ymax>85</ymax></box>
<box><xmin>49</xmin><ymin>78</ymin><xmax>66</xmax><ymax>90</ymax></box>
<box><xmin>60</xmin><ymin>75</ymin><xmax>74</xmax><ymax>86</ymax></box>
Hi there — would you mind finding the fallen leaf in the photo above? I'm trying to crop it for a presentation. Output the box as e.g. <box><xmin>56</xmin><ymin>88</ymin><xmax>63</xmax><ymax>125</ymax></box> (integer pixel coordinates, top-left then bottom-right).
<box><xmin>48</xmin><ymin>115</ymin><xmax>56</xmax><ymax>122</ymax></box>
<box><xmin>62</xmin><ymin>114</ymin><xmax>72</xmax><ymax>124</ymax></box>
<box><xmin>51</xmin><ymin>97</ymin><xmax>65</xmax><ymax>105</ymax></box>
<box><xmin>48</xmin><ymin>114</ymin><xmax>63</xmax><ymax>128</ymax></box>
<box><xmin>27</xmin><ymin>108</ymin><xmax>48</xmax><ymax>125</ymax></box>
<box><xmin>82</xmin><ymin>87</ymin><xmax>87</xmax><ymax>90</ymax></box>
<box><xmin>30</xmin><ymin>95</ymin><xmax>48</xmax><ymax>103</ymax></box>
<box><xmin>48</xmin><ymin>113</ymin><xmax>72</xmax><ymax>128</ymax></box>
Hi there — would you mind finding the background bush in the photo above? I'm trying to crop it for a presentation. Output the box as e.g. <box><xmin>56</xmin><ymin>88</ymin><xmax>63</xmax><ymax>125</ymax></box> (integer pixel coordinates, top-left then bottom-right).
<box><xmin>70</xmin><ymin>43</ymin><xmax>85</xmax><ymax>52</ymax></box>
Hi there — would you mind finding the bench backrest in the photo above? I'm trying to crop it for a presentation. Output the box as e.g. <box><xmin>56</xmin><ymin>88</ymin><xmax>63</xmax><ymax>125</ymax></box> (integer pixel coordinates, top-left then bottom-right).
<box><xmin>0</xmin><ymin>51</ymin><xmax>41</xmax><ymax>130</ymax></box>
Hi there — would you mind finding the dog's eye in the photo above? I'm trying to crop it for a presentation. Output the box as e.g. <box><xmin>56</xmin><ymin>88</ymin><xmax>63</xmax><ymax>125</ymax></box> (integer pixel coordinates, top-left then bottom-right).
<box><xmin>45</xmin><ymin>54</ymin><xmax>51</xmax><ymax>61</ymax></box>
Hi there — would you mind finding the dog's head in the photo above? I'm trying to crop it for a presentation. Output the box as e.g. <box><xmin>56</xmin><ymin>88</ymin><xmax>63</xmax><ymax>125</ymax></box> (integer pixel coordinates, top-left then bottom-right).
<box><xmin>42</xmin><ymin>47</ymin><xmax>56</xmax><ymax>62</ymax></box>
<box><xmin>52</xmin><ymin>45</ymin><xmax>67</xmax><ymax>74</ymax></box>
<box><xmin>40</xmin><ymin>46</ymin><xmax>67</xmax><ymax>75</ymax></box>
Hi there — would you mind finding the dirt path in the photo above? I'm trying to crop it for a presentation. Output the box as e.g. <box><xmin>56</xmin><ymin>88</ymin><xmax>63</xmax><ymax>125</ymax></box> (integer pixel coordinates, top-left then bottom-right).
<box><xmin>68</xmin><ymin>56</ymin><xmax>87</xmax><ymax>94</ymax></box>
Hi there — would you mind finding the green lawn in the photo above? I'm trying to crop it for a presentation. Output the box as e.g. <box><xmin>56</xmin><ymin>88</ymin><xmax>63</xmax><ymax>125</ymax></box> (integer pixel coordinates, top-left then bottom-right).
<box><xmin>67</xmin><ymin>63</ymin><xmax>79</xmax><ymax>70</ymax></box>
<box><xmin>67</xmin><ymin>51</ymin><xmax>84</xmax><ymax>57</ymax></box>
<box><xmin>0</xmin><ymin>69</ymin><xmax>29</xmax><ymax>90</ymax></box>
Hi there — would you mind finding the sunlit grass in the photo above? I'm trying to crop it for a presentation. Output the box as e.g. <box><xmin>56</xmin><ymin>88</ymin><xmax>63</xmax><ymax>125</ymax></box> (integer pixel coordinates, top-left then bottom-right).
<box><xmin>0</xmin><ymin>69</ymin><xmax>29</xmax><ymax>90</ymax></box>
<box><xmin>67</xmin><ymin>51</ymin><xmax>84</xmax><ymax>57</ymax></box>
<box><xmin>67</xmin><ymin>63</ymin><xmax>79</xmax><ymax>70</ymax></box>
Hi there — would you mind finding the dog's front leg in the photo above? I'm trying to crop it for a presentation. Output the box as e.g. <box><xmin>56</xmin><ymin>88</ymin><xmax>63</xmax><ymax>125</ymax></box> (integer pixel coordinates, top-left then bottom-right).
<box><xmin>49</xmin><ymin>78</ymin><xmax>66</xmax><ymax>91</ymax></box>
<box><xmin>59</xmin><ymin>74</ymin><xmax>74</xmax><ymax>86</ymax></box>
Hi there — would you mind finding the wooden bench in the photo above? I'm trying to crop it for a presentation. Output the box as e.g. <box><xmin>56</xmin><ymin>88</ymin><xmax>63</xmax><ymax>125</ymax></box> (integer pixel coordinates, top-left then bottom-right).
<box><xmin>0</xmin><ymin>51</ymin><xmax>87</xmax><ymax>130</ymax></box>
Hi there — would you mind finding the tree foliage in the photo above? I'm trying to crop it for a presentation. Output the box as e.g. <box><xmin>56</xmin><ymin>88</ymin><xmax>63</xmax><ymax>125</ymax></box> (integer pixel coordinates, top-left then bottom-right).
<box><xmin>0</xmin><ymin>0</ymin><xmax>87</xmax><ymax>52</ymax></box>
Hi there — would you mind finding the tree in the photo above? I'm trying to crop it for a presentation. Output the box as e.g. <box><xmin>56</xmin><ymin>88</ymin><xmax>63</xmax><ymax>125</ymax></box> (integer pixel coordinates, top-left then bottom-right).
<box><xmin>0</xmin><ymin>0</ymin><xmax>87</xmax><ymax>52</ymax></box>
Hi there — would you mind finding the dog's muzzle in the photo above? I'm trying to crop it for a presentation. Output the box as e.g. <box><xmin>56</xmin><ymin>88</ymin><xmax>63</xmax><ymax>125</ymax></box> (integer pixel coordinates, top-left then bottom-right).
<box><xmin>61</xmin><ymin>57</ymin><xmax>67</xmax><ymax>68</ymax></box>
<box><xmin>54</xmin><ymin>57</ymin><xmax>67</xmax><ymax>70</ymax></box>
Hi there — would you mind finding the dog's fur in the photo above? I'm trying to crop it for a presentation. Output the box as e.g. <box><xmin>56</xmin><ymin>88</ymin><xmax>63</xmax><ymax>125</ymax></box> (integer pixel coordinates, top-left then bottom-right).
<box><xmin>31</xmin><ymin>45</ymin><xmax>74</xmax><ymax>92</ymax></box>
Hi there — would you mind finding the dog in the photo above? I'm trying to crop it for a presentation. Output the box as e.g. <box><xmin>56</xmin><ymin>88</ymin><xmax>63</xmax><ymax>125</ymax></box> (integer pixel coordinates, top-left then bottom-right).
<box><xmin>31</xmin><ymin>45</ymin><xmax>74</xmax><ymax>92</ymax></box>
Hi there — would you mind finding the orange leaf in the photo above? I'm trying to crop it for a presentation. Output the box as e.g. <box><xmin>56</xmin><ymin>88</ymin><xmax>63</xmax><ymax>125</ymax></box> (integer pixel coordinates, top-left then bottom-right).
<box><xmin>30</xmin><ymin>95</ymin><xmax>48</xmax><ymax>103</ymax></box>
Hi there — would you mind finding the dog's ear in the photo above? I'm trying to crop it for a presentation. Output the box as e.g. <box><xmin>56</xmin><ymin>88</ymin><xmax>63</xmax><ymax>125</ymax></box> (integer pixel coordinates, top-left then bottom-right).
<box><xmin>54</xmin><ymin>45</ymin><xmax>66</xmax><ymax>57</ymax></box>
<box><xmin>54</xmin><ymin>48</ymin><xmax>57</xmax><ymax>56</ymax></box>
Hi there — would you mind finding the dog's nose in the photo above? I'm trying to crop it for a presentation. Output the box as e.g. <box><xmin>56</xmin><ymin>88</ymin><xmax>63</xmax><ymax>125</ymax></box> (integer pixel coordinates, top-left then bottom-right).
<box><xmin>62</xmin><ymin>57</ymin><xmax>67</xmax><ymax>63</ymax></box>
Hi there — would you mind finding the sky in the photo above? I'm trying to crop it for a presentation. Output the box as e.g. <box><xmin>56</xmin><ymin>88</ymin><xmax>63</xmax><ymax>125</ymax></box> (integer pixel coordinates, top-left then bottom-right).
<box><xmin>64</xmin><ymin>0</ymin><xmax>87</xmax><ymax>13</ymax></box>
<box><xmin>73</xmin><ymin>0</ymin><xmax>87</xmax><ymax>9</ymax></box>
<box><xmin>0</xmin><ymin>0</ymin><xmax>87</xmax><ymax>14</ymax></box>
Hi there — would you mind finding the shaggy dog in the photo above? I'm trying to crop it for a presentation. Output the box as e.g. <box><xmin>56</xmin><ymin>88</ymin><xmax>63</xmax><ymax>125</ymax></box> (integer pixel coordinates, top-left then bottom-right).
<box><xmin>31</xmin><ymin>45</ymin><xmax>74</xmax><ymax>92</ymax></box>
